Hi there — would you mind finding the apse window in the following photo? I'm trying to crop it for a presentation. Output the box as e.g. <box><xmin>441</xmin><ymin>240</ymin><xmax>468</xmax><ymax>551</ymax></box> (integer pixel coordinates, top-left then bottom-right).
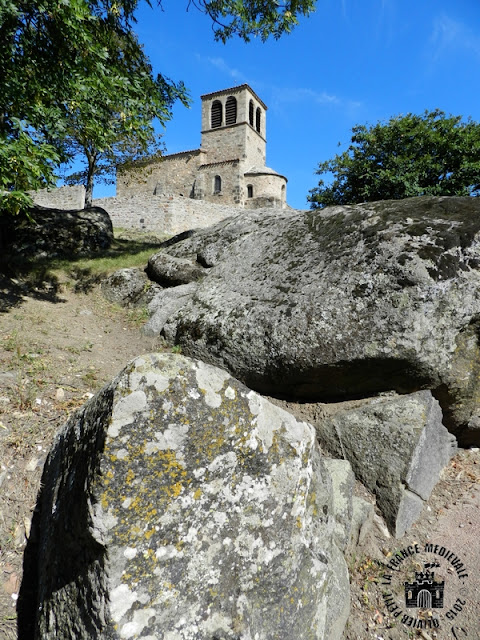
<box><xmin>214</xmin><ymin>175</ymin><xmax>222</xmax><ymax>193</ymax></box>
<box><xmin>247</xmin><ymin>185</ymin><xmax>253</xmax><ymax>198</ymax></box>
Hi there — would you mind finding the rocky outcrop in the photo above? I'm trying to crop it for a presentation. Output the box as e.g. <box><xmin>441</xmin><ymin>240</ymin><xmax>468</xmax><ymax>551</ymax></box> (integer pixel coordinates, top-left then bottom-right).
<box><xmin>140</xmin><ymin>197</ymin><xmax>480</xmax><ymax>446</ymax></box>
<box><xmin>0</xmin><ymin>206</ymin><xmax>113</xmax><ymax>262</ymax></box>
<box><xmin>146</xmin><ymin>252</ymin><xmax>206</xmax><ymax>287</ymax></box>
<box><xmin>19</xmin><ymin>353</ymin><xmax>351</xmax><ymax>640</ymax></box>
<box><xmin>143</xmin><ymin>283</ymin><xmax>199</xmax><ymax>337</ymax></box>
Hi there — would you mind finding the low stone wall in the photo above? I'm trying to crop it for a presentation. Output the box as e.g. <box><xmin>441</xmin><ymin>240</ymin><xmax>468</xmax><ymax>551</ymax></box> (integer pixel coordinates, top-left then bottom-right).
<box><xmin>30</xmin><ymin>185</ymin><xmax>85</xmax><ymax>210</ymax></box>
<box><xmin>93</xmin><ymin>193</ymin><xmax>242</xmax><ymax>235</ymax></box>
<box><xmin>30</xmin><ymin>186</ymin><xmax>289</xmax><ymax>236</ymax></box>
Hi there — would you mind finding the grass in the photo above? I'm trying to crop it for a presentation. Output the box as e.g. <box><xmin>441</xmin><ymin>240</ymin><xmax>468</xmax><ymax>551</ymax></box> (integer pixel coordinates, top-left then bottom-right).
<box><xmin>349</xmin><ymin>554</ymin><xmax>385</xmax><ymax>607</ymax></box>
<box><xmin>5</xmin><ymin>227</ymin><xmax>169</xmax><ymax>294</ymax></box>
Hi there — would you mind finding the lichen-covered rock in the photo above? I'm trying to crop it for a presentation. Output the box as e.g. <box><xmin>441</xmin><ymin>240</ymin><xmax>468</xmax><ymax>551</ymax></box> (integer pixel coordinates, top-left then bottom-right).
<box><xmin>143</xmin><ymin>283</ymin><xmax>198</xmax><ymax>337</ymax></box>
<box><xmin>18</xmin><ymin>353</ymin><xmax>349</xmax><ymax>640</ymax></box>
<box><xmin>146</xmin><ymin>252</ymin><xmax>206</xmax><ymax>286</ymax></box>
<box><xmin>144</xmin><ymin>197</ymin><xmax>480</xmax><ymax>445</ymax></box>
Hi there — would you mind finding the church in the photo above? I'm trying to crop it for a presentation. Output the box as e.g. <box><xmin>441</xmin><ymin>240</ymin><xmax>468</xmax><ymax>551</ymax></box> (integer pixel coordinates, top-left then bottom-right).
<box><xmin>116</xmin><ymin>84</ymin><xmax>288</xmax><ymax>209</ymax></box>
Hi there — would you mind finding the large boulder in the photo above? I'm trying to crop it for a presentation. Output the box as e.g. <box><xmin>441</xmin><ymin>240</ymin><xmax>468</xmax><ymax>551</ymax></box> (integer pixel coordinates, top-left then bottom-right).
<box><xmin>0</xmin><ymin>206</ymin><xmax>113</xmax><ymax>262</ymax></box>
<box><xmin>18</xmin><ymin>353</ymin><xmax>350</xmax><ymax>640</ymax></box>
<box><xmin>143</xmin><ymin>197</ymin><xmax>480</xmax><ymax>445</ymax></box>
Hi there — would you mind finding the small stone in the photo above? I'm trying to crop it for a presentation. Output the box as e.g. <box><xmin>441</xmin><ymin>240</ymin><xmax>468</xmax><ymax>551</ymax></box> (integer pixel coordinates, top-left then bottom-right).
<box><xmin>25</xmin><ymin>458</ymin><xmax>39</xmax><ymax>472</ymax></box>
<box><xmin>55</xmin><ymin>388</ymin><xmax>65</xmax><ymax>401</ymax></box>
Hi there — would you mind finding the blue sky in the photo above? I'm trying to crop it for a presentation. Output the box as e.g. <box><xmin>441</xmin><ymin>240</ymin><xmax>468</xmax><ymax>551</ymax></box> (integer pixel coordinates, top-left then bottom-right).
<box><xmin>94</xmin><ymin>0</ymin><xmax>480</xmax><ymax>209</ymax></box>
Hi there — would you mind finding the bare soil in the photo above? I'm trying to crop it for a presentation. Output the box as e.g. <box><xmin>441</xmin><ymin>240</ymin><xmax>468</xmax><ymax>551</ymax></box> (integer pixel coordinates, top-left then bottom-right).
<box><xmin>0</xmin><ymin>274</ymin><xmax>164</xmax><ymax>639</ymax></box>
<box><xmin>0</xmin><ymin>270</ymin><xmax>479</xmax><ymax>640</ymax></box>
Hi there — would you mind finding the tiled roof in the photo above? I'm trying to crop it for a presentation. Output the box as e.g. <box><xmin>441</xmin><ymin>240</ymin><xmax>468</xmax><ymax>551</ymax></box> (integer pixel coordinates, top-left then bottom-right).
<box><xmin>162</xmin><ymin>148</ymin><xmax>204</xmax><ymax>159</ymax></box>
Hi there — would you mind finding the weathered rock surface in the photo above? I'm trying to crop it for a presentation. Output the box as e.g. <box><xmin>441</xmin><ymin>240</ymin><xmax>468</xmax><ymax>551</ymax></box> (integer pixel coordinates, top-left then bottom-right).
<box><xmin>101</xmin><ymin>268</ymin><xmax>161</xmax><ymax>308</ymax></box>
<box><xmin>146</xmin><ymin>252</ymin><xmax>206</xmax><ymax>287</ymax></box>
<box><xmin>0</xmin><ymin>206</ymin><xmax>113</xmax><ymax>262</ymax></box>
<box><xmin>142</xmin><ymin>197</ymin><xmax>480</xmax><ymax>445</ymax></box>
<box><xmin>18</xmin><ymin>353</ymin><xmax>350</xmax><ymax>640</ymax></box>
<box><xmin>315</xmin><ymin>391</ymin><xmax>457</xmax><ymax>537</ymax></box>
<box><xmin>143</xmin><ymin>283</ymin><xmax>198</xmax><ymax>337</ymax></box>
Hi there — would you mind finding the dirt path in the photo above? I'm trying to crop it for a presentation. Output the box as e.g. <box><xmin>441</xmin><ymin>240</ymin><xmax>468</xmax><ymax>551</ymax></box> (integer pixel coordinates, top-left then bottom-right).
<box><xmin>0</xmin><ymin>279</ymin><xmax>479</xmax><ymax>639</ymax></box>
<box><xmin>0</xmin><ymin>281</ymin><xmax>163</xmax><ymax>639</ymax></box>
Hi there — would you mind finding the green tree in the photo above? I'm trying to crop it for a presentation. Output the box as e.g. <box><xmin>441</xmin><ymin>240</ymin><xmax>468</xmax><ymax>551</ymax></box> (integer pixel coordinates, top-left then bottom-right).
<box><xmin>0</xmin><ymin>0</ymin><xmax>142</xmax><ymax>213</ymax></box>
<box><xmin>57</xmin><ymin>29</ymin><xmax>187</xmax><ymax>207</ymax></box>
<box><xmin>1</xmin><ymin>0</ymin><xmax>317</xmax><ymax>215</ymax></box>
<box><xmin>308</xmin><ymin>110</ymin><xmax>480</xmax><ymax>209</ymax></box>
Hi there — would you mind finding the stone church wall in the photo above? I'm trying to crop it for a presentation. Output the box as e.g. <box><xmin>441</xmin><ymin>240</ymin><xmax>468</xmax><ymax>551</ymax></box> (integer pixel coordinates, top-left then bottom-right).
<box><xmin>116</xmin><ymin>150</ymin><xmax>206</xmax><ymax>198</ymax></box>
<box><xmin>29</xmin><ymin>186</ymin><xmax>246</xmax><ymax>235</ymax></box>
<box><xmin>197</xmin><ymin>160</ymin><xmax>242</xmax><ymax>206</ymax></box>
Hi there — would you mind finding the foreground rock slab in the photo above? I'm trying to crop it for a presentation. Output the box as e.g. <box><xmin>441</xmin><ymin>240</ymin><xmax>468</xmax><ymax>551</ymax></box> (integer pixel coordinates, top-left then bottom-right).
<box><xmin>142</xmin><ymin>196</ymin><xmax>480</xmax><ymax>446</ymax></box>
<box><xmin>18</xmin><ymin>353</ymin><xmax>349</xmax><ymax>640</ymax></box>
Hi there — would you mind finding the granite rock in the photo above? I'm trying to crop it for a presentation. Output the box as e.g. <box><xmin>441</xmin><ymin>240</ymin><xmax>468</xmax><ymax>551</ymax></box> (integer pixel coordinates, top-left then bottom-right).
<box><xmin>142</xmin><ymin>197</ymin><xmax>480</xmax><ymax>445</ymax></box>
<box><xmin>18</xmin><ymin>353</ymin><xmax>350</xmax><ymax>640</ymax></box>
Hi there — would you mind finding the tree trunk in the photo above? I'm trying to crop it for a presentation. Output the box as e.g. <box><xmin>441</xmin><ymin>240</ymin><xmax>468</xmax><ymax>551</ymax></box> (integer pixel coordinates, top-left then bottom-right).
<box><xmin>85</xmin><ymin>151</ymin><xmax>97</xmax><ymax>208</ymax></box>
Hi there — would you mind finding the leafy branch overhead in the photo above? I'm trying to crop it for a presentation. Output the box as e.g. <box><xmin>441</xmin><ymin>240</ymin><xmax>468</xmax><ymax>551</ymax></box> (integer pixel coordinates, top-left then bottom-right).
<box><xmin>188</xmin><ymin>0</ymin><xmax>316</xmax><ymax>41</ymax></box>
<box><xmin>1</xmin><ymin>0</ymin><xmax>317</xmax><ymax>215</ymax></box>
<box><xmin>308</xmin><ymin>110</ymin><xmax>480</xmax><ymax>209</ymax></box>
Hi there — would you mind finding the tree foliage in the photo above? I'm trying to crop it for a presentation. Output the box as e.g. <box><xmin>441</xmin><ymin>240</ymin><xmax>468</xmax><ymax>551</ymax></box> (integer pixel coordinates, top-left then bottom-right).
<box><xmin>1</xmin><ymin>0</ymin><xmax>317</xmax><ymax>215</ymax></box>
<box><xmin>308</xmin><ymin>110</ymin><xmax>480</xmax><ymax>209</ymax></box>
<box><xmin>57</xmin><ymin>28</ymin><xmax>188</xmax><ymax>207</ymax></box>
<box><xmin>190</xmin><ymin>0</ymin><xmax>316</xmax><ymax>42</ymax></box>
<box><xmin>0</xmin><ymin>0</ymin><xmax>143</xmax><ymax>213</ymax></box>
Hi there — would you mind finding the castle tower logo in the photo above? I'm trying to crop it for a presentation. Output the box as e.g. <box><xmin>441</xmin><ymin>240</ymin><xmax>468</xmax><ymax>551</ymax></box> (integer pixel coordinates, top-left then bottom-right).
<box><xmin>404</xmin><ymin>562</ymin><xmax>445</xmax><ymax>608</ymax></box>
<box><xmin>378</xmin><ymin>542</ymin><xmax>470</xmax><ymax>635</ymax></box>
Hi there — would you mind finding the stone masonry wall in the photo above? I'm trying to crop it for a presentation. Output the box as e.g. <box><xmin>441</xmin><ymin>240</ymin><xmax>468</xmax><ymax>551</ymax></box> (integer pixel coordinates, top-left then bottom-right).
<box><xmin>30</xmin><ymin>185</ymin><xmax>287</xmax><ymax>236</ymax></box>
<box><xmin>30</xmin><ymin>185</ymin><xmax>86</xmax><ymax>210</ymax></box>
<box><xmin>92</xmin><ymin>193</ymin><xmax>242</xmax><ymax>235</ymax></box>
<box><xmin>246</xmin><ymin>172</ymin><xmax>287</xmax><ymax>203</ymax></box>
<box><xmin>201</xmin><ymin>125</ymin><xmax>265</xmax><ymax>168</ymax></box>
<box><xmin>116</xmin><ymin>150</ymin><xmax>206</xmax><ymax>199</ymax></box>
<box><xmin>197</xmin><ymin>160</ymin><xmax>242</xmax><ymax>206</ymax></box>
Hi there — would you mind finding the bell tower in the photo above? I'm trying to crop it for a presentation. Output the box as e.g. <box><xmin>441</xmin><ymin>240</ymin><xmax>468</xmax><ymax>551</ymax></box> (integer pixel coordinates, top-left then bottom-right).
<box><xmin>200</xmin><ymin>84</ymin><xmax>267</xmax><ymax>167</ymax></box>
